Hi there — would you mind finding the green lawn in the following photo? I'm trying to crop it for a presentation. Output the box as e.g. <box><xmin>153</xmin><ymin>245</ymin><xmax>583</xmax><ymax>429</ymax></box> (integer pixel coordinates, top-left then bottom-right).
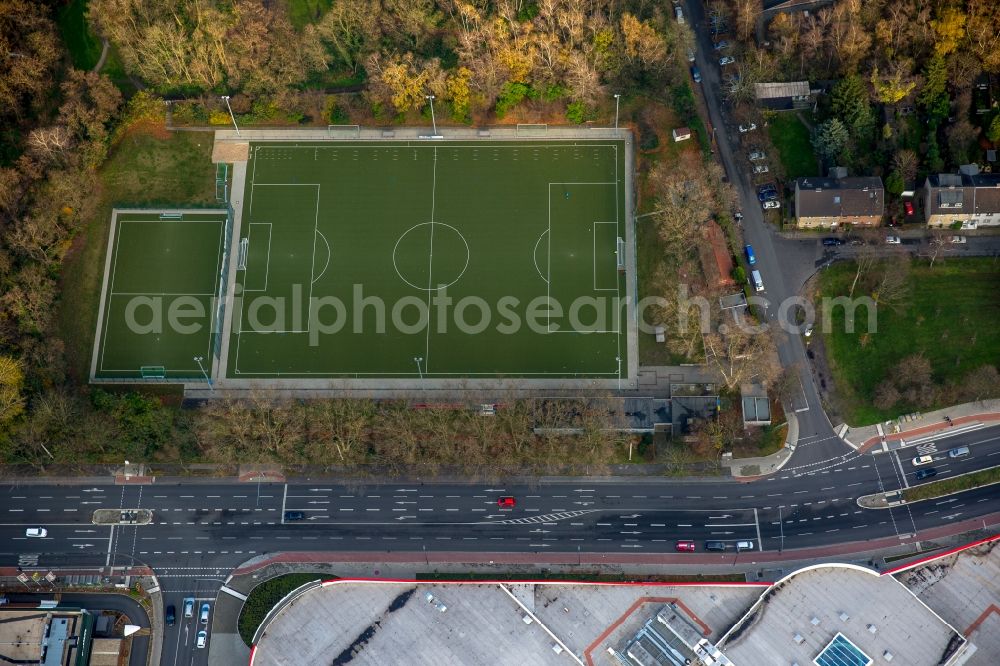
<box><xmin>57</xmin><ymin>0</ymin><xmax>103</xmax><ymax>70</ymax></box>
<box><xmin>230</xmin><ymin>141</ymin><xmax>628</xmax><ymax>379</ymax></box>
<box><xmin>817</xmin><ymin>258</ymin><xmax>1000</xmax><ymax>425</ymax></box>
<box><xmin>58</xmin><ymin>131</ymin><xmax>218</xmax><ymax>381</ymax></box>
<box><xmin>767</xmin><ymin>114</ymin><xmax>816</xmax><ymax>179</ymax></box>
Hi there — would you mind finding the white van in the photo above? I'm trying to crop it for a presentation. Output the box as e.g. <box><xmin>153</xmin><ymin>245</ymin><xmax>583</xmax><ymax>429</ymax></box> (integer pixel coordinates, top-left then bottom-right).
<box><xmin>750</xmin><ymin>270</ymin><xmax>764</xmax><ymax>292</ymax></box>
<box><xmin>736</xmin><ymin>540</ymin><xmax>754</xmax><ymax>551</ymax></box>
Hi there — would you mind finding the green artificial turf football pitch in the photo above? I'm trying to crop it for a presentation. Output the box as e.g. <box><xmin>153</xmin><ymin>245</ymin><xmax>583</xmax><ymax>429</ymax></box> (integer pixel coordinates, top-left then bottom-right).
<box><xmin>230</xmin><ymin>140</ymin><xmax>629</xmax><ymax>378</ymax></box>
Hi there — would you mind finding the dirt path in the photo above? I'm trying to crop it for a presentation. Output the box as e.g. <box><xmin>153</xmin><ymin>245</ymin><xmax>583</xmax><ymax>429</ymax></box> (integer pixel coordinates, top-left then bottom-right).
<box><xmin>92</xmin><ymin>37</ymin><xmax>109</xmax><ymax>73</ymax></box>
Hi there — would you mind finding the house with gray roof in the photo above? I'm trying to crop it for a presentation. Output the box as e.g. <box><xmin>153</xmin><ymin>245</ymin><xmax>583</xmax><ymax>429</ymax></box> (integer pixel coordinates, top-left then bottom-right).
<box><xmin>924</xmin><ymin>165</ymin><xmax>1000</xmax><ymax>229</ymax></box>
<box><xmin>793</xmin><ymin>175</ymin><xmax>884</xmax><ymax>228</ymax></box>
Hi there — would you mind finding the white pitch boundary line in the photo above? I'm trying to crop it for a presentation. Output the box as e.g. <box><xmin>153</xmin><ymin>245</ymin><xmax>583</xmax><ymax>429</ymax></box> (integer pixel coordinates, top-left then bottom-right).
<box><xmin>229</xmin><ymin>368</ymin><xmax>621</xmax><ymax>377</ymax></box>
<box><xmin>99</xmin><ymin>218</ymin><xmax>225</xmax><ymax>374</ymax></box>
<box><xmin>424</xmin><ymin>147</ymin><xmax>438</xmax><ymax>371</ymax></box>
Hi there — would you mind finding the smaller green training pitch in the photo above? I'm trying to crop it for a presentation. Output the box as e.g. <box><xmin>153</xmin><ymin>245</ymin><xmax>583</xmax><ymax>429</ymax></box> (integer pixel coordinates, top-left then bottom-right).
<box><xmin>92</xmin><ymin>210</ymin><xmax>227</xmax><ymax>380</ymax></box>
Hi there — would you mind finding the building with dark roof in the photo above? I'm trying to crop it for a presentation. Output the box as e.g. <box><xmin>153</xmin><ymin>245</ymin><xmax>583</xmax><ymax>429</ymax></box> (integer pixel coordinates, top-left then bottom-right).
<box><xmin>754</xmin><ymin>81</ymin><xmax>812</xmax><ymax>110</ymax></box>
<box><xmin>924</xmin><ymin>166</ymin><xmax>1000</xmax><ymax>228</ymax></box>
<box><xmin>793</xmin><ymin>176</ymin><xmax>884</xmax><ymax>228</ymax></box>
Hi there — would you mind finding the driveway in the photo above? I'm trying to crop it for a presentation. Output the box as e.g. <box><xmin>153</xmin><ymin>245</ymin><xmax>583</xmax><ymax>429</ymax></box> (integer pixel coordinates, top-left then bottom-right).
<box><xmin>684</xmin><ymin>0</ymin><xmax>844</xmax><ymax>466</ymax></box>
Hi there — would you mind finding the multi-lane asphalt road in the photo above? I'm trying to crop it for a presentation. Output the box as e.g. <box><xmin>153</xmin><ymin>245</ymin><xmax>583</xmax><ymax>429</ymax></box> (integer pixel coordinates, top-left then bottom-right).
<box><xmin>2</xmin><ymin>426</ymin><xmax>999</xmax><ymax>663</ymax></box>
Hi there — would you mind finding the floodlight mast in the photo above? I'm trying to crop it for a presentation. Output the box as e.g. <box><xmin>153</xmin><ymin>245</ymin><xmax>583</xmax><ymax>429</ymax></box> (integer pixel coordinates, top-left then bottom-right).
<box><xmin>613</xmin><ymin>94</ymin><xmax>621</xmax><ymax>129</ymax></box>
<box><xmin>194</xmin><ymin>356</ymin><xmax>214</xmax><ymax>391</ymax></box>
<box><xmin>221</xmin><ymin>95</ymin><xmax>241</xmax><ymax>137</ymax></box>
<box><xmin>426</xmin><ymin>95</ymin><xmax>437</xmax><ymax>136</ymax></box>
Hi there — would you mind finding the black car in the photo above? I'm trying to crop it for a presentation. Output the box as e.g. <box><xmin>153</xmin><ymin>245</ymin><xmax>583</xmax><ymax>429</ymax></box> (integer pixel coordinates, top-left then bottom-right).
<box><xmin>915</xmin><ymin>468</ymin><xmax>937</xmax><ymax>481</ymax></box>
<box><xmin>283</xmin><ymin>511</ymin><xmax>305</xmax><ymax>521</ymax></box>
<box><xmin>822</xmin><ymin>237</ymin><xmax>844</xmax><ymax>246</ymax></box>
<box><xmin>757</xmin><ymin>190</ymin><xmax>778</xmax><ymax>202</ymax></box>
<box><xmin>165</xmin><ymin>605</ymin><xmax>176</xmax><ymax>626</ymax></box>
<box><xmin>705</xmin><ymin>541</ymin><xmax>728</xmax><ymax>552</ymax></box>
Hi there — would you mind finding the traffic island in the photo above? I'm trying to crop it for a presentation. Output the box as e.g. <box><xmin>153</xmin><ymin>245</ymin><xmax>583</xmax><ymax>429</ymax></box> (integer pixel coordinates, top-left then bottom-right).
<box><xmin>92</xmin><ymin>508</ymin><xmax>153</xmax><ymax>525</ymax></box>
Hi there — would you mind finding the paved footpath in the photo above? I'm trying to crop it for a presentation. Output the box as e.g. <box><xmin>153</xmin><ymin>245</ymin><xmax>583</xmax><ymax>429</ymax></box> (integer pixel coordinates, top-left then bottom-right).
<box><xmin>844</xmin><ymin>399</ymin><xmax>1000</xmax><ymax>453</ymax></box>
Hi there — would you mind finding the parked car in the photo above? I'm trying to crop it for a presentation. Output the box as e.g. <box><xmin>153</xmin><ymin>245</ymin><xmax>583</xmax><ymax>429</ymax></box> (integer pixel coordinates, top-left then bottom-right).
<box><xmin>674</xmin><ymin>6</ymin><xmax>684</xmax><ymax>23</ymax></box>
<box><xmin>719</xmin><ymin>55</ymin><xmax>736</xmax><ymax>66</ymax></box>
<box><xmin>915</xmin><ymin>468</ymin><xmax>938</xmax><ymax>481</ymax></box>
<box><xmin>886</xmin><ymin>235</ymin><xmax>901</xmax><ymax>244</ymax></box>
<box><xmin>497</xmin><ymin>496</ymin><xmax>516</xmax><ymax>508</ymax></box>
<box><xmin>687</xmin><ymin>49</ymin><xmax>695</xmax><ymax>62</ymax></box>
<box><xmin>196</xmin><ymin>631</ymin><xmax>207</xmax><ymax>649</ymax></box>
<box><xmin>25</xmin><ymin>527</ymin><xmax>47</xmax><ymax>538</ymax></box>
<box><xmin>750</xmin><ymin>269</ymin><xmax>764</xmax><ymax>291</ymax></box>
<box><xmin>734</xmin><ymin>210</ymin><xmax>744</xmax><ymax>222</ymax></box>
<box><xmin>748</xmin><ymin>150</ymin><xmax>766</xmax><ymax>161</ymax></box>
<box><xmin>690</xmin><ymin>66</ymin><xmax>701</xmax><ymax>83</ymax></box>
<box><xmin>752</xmin><ymin>165</ymin><xmax>769</xmax><ymax>174</ymax></box>
<box><xmin>166</xmin><ymin>605</ymin><xmax>176</xmax><ymax>626</ymax></box>
<box><xmin>183</xmin><ymin>598</ymin><xmax>194</xmax><ymax>618</ymax></box>
<box><xmin>950</xmin><ymin>236</ymin><xmax>967</xmax><ymax>243</ymax></box>
<box><xmin>757</xmin><ymin>189</ymin><xmax>778</xmax><ymax>202</ymax></box>
<box><xmin>822</xmin><ymin>237</ymin><xmax>844</xmax><ymax>246</ymax></box>
<box><xmin>675</xmin><ymin>540</ymin><xmax>696</xmax><ymax>552</ymax></box>
<box><xmin>904</xmin><ymin>201</ymin><xmax>914</xmax><ymax>216</ymax></box>
<box><xmin>744</xmin><ymin>245</ymin><xmax>756</xmax><ymax>265</ymax></box>
<box><xmin>763</xmin><ymin>200</ymin><xmax>780</xmax><ymax>210</ymax></box>
<box><xmin>283</xmin><ymin>511</ymin><xmax>305</xmax><ymax>521</ymax></box>
<box><xmin>912</xmin><ymin>455</ymin><xmax>934</xmax><ymax>466</ymax></box>
<box><xmin>736</xmin><ymin>540</ymin><xmax>755</xmax><ymax>551</ymax></box>
<box><xmin>200</xmin><ymin>603</ymin><xmax>210</xmax><ymax>625</ymax></box>
<box><xmin>713</xmin><ymin>40</ymin><xmax>730</xmax><ymax>51</ymax></box>
<box><xmin>738</xmin><ymin>123</ymin><xmax>757</xmax><ymax>133</ymax></box>
<box><xmin>705</xmin><ymin>541</ymin><xmax>728</xmax><ymax>552</ymax></box>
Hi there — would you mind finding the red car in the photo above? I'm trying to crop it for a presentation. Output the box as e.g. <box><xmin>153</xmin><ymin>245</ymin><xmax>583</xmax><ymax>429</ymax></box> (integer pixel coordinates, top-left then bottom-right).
<box><xmin>675</xmin><ymin>540</ymin><xmax>696</xmax><ymax>552</ymax></box>
<box><xmin>904</xmin><ymin>201</ymin><xmax>914</xmax><ymax>216</ymax></box>
<box><xmin>497</xmin><ymin>496</ymin><xmax>516</xmax><ymax>508</ymax></box>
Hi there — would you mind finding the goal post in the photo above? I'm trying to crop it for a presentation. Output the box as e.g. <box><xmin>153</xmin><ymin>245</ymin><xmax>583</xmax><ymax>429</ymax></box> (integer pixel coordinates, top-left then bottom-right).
<box><xmin>515</xmin><ymin>123</ymin><xmax>548</xmax><ymax>137</ymax></box>
<box><xmin>326</xmin><ymin>124</ymin><xmax>361</xmax><ymax>139</ymax></box>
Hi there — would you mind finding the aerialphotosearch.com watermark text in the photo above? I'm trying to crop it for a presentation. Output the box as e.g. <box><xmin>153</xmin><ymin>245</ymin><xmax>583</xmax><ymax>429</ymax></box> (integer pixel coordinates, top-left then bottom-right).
<box><xmin>120</xmin><ymin>283</ymin><xmax>878</xmax><ymax>343</ymax></box>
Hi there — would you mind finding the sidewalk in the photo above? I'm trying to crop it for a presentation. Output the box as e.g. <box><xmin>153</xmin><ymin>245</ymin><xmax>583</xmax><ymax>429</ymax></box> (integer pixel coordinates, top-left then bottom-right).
<box><xmin>842</xmin><ymin>399</ymin><xmax>1000</xmax><ymax>453</ymax></box>
<box><xmin>723</xmin><ymin>408</ymin><xmax>798</xmax><ymax>479</ymax></box>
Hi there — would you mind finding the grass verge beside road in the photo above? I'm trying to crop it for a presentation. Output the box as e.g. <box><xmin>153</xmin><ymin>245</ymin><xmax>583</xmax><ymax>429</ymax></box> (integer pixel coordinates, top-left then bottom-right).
<box><xmin>238</xmin><ymin>573</ymin><xmax>327</xmax><ymax>646</ymax></box>
<box><xmin>903</xmin><ymin>466</ymin><xmax>1000</xmax><ymax>503</ymax></box>
<box><xmin>817</xmin><ymin>258</ymin><xmax>1000</xmax><ymax>425</ymax></box>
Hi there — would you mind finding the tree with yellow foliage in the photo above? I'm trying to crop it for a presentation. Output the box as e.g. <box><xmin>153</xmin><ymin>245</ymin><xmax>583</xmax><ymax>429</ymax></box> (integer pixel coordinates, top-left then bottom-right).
<box><xmin>0</xmin><ymin>356</ymin><xmax>25</xmax><ymax>427</ymax></box>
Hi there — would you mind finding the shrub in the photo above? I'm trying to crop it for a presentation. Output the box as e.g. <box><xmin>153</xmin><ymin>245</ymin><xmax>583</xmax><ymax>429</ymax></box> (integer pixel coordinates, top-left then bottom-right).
<box><xmin>565</xmin><ymin>101</ymin><xmax>589</xmax><ymax>124</ymax></box>
<box><xmin>238</xmin><ymin>574</ymin><xmax>327</xmax><ymax>646</ymax></box>
<box><xmin>495</xmin><ymin>82</ymin><xmax>534</xmax><ymax>118</ymax></box>
<box><xmin>208</xmin><ymin>110</ymin><xmax>231</xmax><ymax>125</ymax></box>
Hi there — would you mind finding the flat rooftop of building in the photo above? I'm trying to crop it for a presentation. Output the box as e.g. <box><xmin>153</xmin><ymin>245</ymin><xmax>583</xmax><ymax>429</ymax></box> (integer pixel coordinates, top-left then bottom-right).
<box><xmin>719</xmin><ymin>564</ymin><xmax>963</xmax><ymax>666</ymax></box>
<box><xmin>0</xmin><ymin>610</ymin><xmax>48</xmax><ymax>663</ymax></box>
<box><xmin>897</xmin><ymin>539</ymin><xmax>1000</xmax><ymax>666</ymax></box>
<box><xmin>250</xmin><ymin>580</ymin><xmax>762</xmax><ymax>666</ymax></box>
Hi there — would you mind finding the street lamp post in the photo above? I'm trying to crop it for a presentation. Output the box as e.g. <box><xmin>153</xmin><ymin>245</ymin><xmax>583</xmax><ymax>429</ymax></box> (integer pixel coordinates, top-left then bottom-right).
<box><xmin>426</xmin><ymin>95</ymin><xmax>438</xmax><ymax>136</ymax></box>
<box><xmin>221</xmin><ymin>95</ymin><xmax>241</xmax><ymax>137</ymax></box>
<box><xmin>414</xmin><ymin>357</ymin><xmax>424</xmax><ymax>379</ymax></box>
<box><xmin>194</xmin><ymin>356</ymin><xmax>213</xmax><ymax>391</ymax></box>
<box><xmin>613</xmin><ymin>94</ymin><xmax>621</xmax><ymax>129</ymax></box>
